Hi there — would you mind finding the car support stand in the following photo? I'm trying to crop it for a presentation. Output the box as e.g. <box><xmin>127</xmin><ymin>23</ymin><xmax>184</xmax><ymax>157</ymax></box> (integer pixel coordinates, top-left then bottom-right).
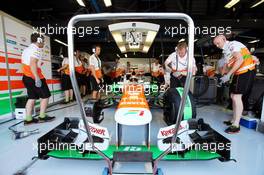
<box><xmin>67</xmin><ymin>13</ymin><xmax>195</xmax><ymax>175</ymax></box>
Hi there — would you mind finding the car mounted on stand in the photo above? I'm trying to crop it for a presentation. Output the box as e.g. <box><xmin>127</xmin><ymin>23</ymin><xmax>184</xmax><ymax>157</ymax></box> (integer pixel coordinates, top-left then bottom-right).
<box><xmin>36</xmin><ymin>13</ymin><xmax>232</xmax><ymax>175</ymax></box>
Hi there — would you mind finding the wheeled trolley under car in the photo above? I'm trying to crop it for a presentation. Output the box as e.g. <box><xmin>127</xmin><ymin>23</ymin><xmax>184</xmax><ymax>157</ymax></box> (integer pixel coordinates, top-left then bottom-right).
<box><xmin>37</xmin><ymin>13</ymin><xmax>232</xmax><ymax>175</ymax></box>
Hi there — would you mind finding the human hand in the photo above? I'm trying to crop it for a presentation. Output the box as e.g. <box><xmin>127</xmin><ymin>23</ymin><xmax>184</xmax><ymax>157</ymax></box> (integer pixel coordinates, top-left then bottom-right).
<box><xmin>220</xmin><ymin>74</ymin><xmax>231</xmax><ymax>84</ymax></box>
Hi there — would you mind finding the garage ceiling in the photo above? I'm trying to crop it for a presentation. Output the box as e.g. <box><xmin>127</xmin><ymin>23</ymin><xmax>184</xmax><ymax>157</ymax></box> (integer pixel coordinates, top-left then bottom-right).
<box><xmin>1</xmin><ymin>0</ymin><xmax>264</xmax><ymax>60</ymax></box>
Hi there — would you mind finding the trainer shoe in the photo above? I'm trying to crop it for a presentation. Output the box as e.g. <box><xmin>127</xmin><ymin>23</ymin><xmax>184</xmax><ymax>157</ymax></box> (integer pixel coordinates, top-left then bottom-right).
<box><xmin>225</xmin><ymin>125</ymin><xmax>240</xmax><ymax>134</ymax></box>
<box><xmin>223</xmin><ymin>120</ymin><xmax>232</xmax><ymax>126</ymax></box>
<box><xmin>61</xmin><ymin>101</ymin><xmax>70</xmax><ymax>104</ymax></box>
<box><xmin>24</xmin><ymin>118</ymin><xmax>39</xmax><ymax>125</ymax></box>
<box><xmin>39</xmin><ymin>115</ymin><xmax>55</xmax><ymax>123</ymax></box>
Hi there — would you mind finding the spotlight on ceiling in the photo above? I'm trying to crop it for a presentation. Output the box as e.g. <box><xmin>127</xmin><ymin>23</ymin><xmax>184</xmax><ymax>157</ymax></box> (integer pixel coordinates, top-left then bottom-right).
<box><xmin>251</xmin><ymin>0</ymin><xmax>264</xmax><ymax>8</ymax></box>
<box><xmin>104</xmin><ymin>0</ymin><xmax>112</xmax><ymax>7</ymax></box>
<box><xmin>76</xmin><ymin>0</ymin><xmax>85</xmax><ymax>7</ymax></box>
<box><xmin>248</xmin><ymin>39</ymin><xmax>260</xmax><ymax>44</ymax></box>
<box><xmin>54</xmin><ymin>39</ymin><xmax>68</xmax><ymax>47</ymax></box>
<box><xmin>225</xmin><ymin>0</ymin><xmax>240</xmax><ymax>8</ymax></box>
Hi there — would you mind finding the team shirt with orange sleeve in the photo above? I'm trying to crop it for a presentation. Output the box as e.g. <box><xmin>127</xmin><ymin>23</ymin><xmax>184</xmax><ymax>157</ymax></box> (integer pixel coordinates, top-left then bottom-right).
<box><xmin>21</xmin><ymin>43</ymin><xmax>44</xmax><ymax>79</ymax></box>
<box><xmin>89</xmin><ymin>54</ymin><xmax>102</xmax><ymax>79</ymax></box>
<box><xmin>222</xmin><ymin>41</ymin><xmax>255</xmax><ymax>75</ymax></box>
<box><xmin>115</xmin><ymin>62</ymin><xmax>125</xmax><ymax>78</ymax></box>
<box><xmin>83</xmin><ymin>60</ymin><xmax>91</xmax><ymax>76</ymax></box>
<box><xmin>151</xmin><ymin>63</ymin><xmax>164</xmax><ymax>77</ymax></box>
<box><xmin>74</xmin><ymin>57</ymin><xmax>85</xmax><ymax>74</ymax></box>
<box><xmin>62</xmin><ymin>57</ymin><xmax>70</xmax><ymax>75</ymax></box>
<box><xmin>165</xmin><ymin>51</ymin><xmax>196</xmax><ymax>77</ymax></box>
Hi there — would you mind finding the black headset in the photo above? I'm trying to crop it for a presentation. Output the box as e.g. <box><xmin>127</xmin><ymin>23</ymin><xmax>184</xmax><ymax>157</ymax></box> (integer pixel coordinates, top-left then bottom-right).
<box><xmin>92</xmin><ymin>45</ymin><xmax>96</xmax><ymax>53</ymax></box>
<box><xmin>36</xmin><ymin>32</ymin><xmax>44</xmax><ymax>44</ymax></box>
<box><xmin>92</xmin><ymin>45</ymin><xmax>101</xmax><ymax>53</ymax></box>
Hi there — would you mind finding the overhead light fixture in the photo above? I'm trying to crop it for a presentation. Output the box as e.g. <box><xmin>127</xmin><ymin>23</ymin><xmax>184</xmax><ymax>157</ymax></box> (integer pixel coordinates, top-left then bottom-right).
<box><xmin>124</xmin><ymin>54</ymin><xmax>127</xmax><ymax>58</ymax></box>
<box><xmin>119</xmin><ymin>46</ymin><xmax>126</xmax><ymax>53</ymax></box>
<box><xmin>104</xmin><ymin>0</ymin><xmax>112</xmax><ymax>7</ymax></box>
<box><xmin>145</xmin><ymin>31</ymin><xmax>157</xmax><ymax>43</ymax></box>
<box><xmin>54</xmin><ymin>39</ymin><xmax>68</xmax><ymax>47</ymax></box>
<box><xmin>225</xmin><ymin>0</ymin><xmax>240</xmax><ymax>8</ymax></box>
<box><xmin>76</xmin><ymin>0</ymin><xmax>85</xmax><ymax>7</ymax></box>
<box><xmin>108</xmin><ymin>22</ymin><xmax>160</xmax><ymax>53</ymax></box>
<box><xmin>248</xmin><ymin>39</ymin><xmax>260</xmax><ymax>44</ymax></box>
<box><xmin>251</xmin><ymin>0</ymin><xmax>264</xmax><ymax>8</ymax></box>
<box><xmin>129</xmin><ymin>43</ymin><xmax>140</xmax><ymax>49</ymax></box>
<box><xmin>178</xmin><ymin>38</ymin><xmax>185</xmax><ymax>42</ymax></box>
<box><xmin>116</xmin><ymin>54</ymin><xmax>120</xmax><ymax>58</ymax></box>
<box><xmin>112</xmin><ymin>33</ymin><xmax>123</xmax><ymax>43</ymax></box>
<box><xmin>142</xmin><ymin>46</ymin><xmax>150</xmax><ymax>53</ymax></box>
<box><xmin>204</xmin><ymin>54</ymin><xmax>208</xmax><ymax>57</ymax></box>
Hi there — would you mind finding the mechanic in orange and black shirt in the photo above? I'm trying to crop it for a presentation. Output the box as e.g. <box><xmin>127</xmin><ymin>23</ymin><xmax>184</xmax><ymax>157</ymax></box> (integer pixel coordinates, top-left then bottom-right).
<box><xmin>57</xmin><ymin>56</ymin><xmax>73</xmax><ymax>104</ymax></box>
<box><xmin>214</xmin><ymin>35</ymin><xmax>256</xmax><ymax>134</ymax></box>
<box><xmin>22</xmin><ymin>33</ymin><xmax>55</xmax><ymax>124</ymax></box>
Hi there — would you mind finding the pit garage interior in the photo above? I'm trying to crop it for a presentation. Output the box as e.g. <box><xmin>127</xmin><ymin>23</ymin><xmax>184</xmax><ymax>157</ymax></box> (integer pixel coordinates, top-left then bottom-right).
<box><xmin>0</xmin><ymin>0</ymin><xmax>264</xmax><ymax>175</ymax></box>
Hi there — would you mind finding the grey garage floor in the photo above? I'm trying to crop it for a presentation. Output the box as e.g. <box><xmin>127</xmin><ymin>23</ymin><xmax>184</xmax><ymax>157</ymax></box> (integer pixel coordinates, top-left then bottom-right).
<box><xmin>0</xmin><ymin>103</ymin><xmax>263</xmax><ymax>175</ymax></box>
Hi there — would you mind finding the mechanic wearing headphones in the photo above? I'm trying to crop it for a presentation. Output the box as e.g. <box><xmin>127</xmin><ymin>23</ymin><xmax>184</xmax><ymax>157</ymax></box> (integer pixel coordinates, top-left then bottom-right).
<box><xmin>165</xmin><ymin>41</ymin><xmax>197</xmax><ymax>88</ymax></box>
<box><xmin>213</xmin><ymin>35</ymin><xmax>256</xmax><ymax>134</ymax></box>
<box><xmin>89</xmin><ymin>45</ymin><xmax>103</xmax><ymax>100</ymax></box>
<box><xmin>57</xmin><ymin>55</ymin><xmax>74</xmax><ymax>104</ymax></box>
<box><xmin>22</xmin><ymin>32</ymin><xmax>55</xmax><ymax>124</ymax></box>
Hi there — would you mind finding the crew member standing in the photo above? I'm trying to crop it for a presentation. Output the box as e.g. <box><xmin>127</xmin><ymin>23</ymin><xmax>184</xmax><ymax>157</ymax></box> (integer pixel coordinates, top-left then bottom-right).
<box><xmin>74</xmin><ymin>50</ymin><xmax>86</xmax><ymax>97</ymax></box>
<box><xmin>165</xmin><ymin>41</ymin><xmax>197</xmax><ymax>88</ymax></box>
<box><xmin>213</xmin><ymin>35</ymin><xmax>256</xmax><ymax>134</ymax></box>
<box><xmin>89</xmin><ymin>45</ymin><xmax>103</xmax><ymax>100</ymax></box>
<box><xmin>22</xmin><ymin>33</ymin><xmax>55</xmax><ymax>124</ymax></box>
<box><xmin>57</xmin><ymin>55</ymin><xmax>73</xmax><ymax>104</ymax></box>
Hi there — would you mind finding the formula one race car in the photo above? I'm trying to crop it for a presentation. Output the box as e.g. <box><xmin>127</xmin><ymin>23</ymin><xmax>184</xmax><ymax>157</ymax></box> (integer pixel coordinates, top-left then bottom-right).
<box><xmin>37</xmin><ymin>80</ymin><xmax>231</xmax><ymax>175</ymax></box>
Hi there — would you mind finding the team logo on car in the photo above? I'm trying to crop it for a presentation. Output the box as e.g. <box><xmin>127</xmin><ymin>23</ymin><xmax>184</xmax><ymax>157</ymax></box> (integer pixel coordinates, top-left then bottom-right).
<box><xmin>124</xmin><ymin>110</ymin><xmax>144</xmax><ymax>116</ymax></box>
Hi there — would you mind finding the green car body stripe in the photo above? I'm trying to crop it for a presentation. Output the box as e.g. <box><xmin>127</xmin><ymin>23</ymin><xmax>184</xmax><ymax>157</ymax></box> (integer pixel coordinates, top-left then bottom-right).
<box><xmin>47</xmin><ymin>145</ymin><xmax>220</xmax><ymax>160</ymax></box>
<box><xmin>176</xmin><ymin>87</ymin><xmax>192</xmax><ymax>120</ymax></box>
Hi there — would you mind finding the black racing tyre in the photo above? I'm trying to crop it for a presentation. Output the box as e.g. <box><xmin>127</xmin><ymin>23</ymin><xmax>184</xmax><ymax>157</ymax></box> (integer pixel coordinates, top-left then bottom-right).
<box><xmin>163</xmin><ymin>88</ymin><xmax>196</xmax><ymax>125</ymax></box>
